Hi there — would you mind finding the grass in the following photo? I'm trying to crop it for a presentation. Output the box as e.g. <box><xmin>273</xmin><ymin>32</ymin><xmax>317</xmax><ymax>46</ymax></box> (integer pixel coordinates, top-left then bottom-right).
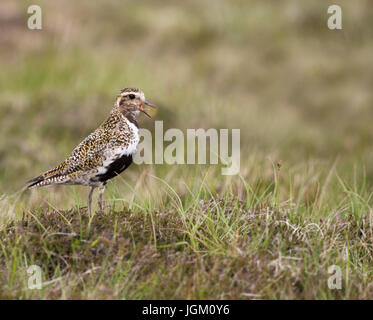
<box><xmin>1</xmin><ymin>0</ymin><xmax>373</xmax><ymax>299</ymax></box>
<box><xmin>2</xmin><ymin>162</ymin><xmax>373</xmax><ymax>299</ymax></box>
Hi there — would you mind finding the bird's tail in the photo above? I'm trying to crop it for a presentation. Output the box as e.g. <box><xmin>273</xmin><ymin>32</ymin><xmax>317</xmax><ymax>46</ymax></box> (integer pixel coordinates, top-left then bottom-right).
<box><xmin>26</xmin><ymin>175</ymin><xmax>45</xmax><ymax>189</ymax></box>
<box><xmin>26</xmin><ymin>163</ymin><xmax>68</xmax><ymax>189</ymax></box>
<box><xmin>26</xmin><ymin>174</ymin><xmax>70</xmax><ymax>189</ymax></box>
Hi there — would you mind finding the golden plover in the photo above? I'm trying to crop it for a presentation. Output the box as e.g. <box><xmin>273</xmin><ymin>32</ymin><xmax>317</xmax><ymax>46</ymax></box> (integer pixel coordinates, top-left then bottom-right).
<box><xmin>27</xmin><ymin>88</ymin><xmax>156</xmax><ymax>214</ymax></box>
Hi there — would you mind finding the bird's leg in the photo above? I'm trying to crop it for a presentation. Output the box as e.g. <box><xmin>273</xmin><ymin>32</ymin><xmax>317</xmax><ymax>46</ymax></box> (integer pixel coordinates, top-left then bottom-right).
<box><xmin>88</xmin><ymin>186</ymin><xmax>96</xmax><ymax>215</ymax></box>
<box><xmin>98</xmin><ymin>183</ymin><xmax>106</xmax><ymax>213</ymax></box>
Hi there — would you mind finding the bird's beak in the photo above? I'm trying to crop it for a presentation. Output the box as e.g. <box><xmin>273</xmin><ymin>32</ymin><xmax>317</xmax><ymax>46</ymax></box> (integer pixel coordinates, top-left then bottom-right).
<box><xmin>144</xmin><ymin>101</ymin><xmax>156</xmax><ymax>109</ymax></box>
<box><xmin>139</xmin><ymin>100</ymin><xmax>156</xmax><ymax>119</ymax></box>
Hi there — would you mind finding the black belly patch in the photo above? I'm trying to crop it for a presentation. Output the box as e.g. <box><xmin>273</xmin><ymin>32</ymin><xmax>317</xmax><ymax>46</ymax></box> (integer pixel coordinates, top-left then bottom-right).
<box><xmin>96</xmin><ymin>154</ymin><xmax>133</xmax><ymax>182</ymax></box>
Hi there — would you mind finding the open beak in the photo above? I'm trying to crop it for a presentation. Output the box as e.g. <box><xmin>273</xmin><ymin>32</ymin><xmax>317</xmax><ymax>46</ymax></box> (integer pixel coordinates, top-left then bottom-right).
<box><xmin>139</xmin><ymin>100</ymin><xmax>156</xmax><ymax>119</ymax></box>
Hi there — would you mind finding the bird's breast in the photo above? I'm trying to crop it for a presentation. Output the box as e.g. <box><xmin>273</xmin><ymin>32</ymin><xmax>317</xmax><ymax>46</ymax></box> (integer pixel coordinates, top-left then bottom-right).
<box><xmin>122</xmin><ymin>118</ymin><xmax>140</xmax><ymax>155</ymax></box>
<box><xmin>95</xmin><ymin>117</ymin><xmax>139</xmax><ymax>177</ymax></box>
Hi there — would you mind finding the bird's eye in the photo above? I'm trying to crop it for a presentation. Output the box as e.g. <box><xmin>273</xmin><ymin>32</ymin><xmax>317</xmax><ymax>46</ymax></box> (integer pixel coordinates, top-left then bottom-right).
<box><xmin>128</xmin><ymin>94</ymin><xmax>136</xmax><ymax>100</ymax></box>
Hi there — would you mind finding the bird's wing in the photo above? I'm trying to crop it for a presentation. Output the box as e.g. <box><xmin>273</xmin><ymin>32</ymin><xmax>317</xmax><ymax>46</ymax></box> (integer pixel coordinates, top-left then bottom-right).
<box><xmin>27</xmin><ymin>112</ymin><xmax>137</xmax><ymax>188</ymax></box>
<box><xmin>27</xmin><ymin>128</ymin><xmax>111</xmax><ymax>188</ymax></box>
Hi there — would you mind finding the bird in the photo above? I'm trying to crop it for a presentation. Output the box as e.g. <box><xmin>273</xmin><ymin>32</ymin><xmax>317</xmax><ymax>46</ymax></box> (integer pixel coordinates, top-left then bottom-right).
<box><xmin>26</xmin><ymin>87</ymin><xmax>156</xmax><ymax>214</ymax></box>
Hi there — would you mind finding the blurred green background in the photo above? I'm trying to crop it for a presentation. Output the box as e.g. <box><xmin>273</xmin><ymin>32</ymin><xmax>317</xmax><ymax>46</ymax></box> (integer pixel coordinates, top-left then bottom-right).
<box><xmin>1</xmin><ymin>0</ymin><xmax>373</xmax><ymax>196</ymax></box>
<box><xmin>2</xmin><ymin>1</ymin><xmax>373</xmax><ymax>299</ymax></box>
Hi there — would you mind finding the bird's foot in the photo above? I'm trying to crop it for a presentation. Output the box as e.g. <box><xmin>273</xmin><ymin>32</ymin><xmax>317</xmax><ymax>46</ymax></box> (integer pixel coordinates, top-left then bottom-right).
<box><xmin>98</xmin><ymin>202</ymin><xmax>106</xmax><ymax>214</ymax></box>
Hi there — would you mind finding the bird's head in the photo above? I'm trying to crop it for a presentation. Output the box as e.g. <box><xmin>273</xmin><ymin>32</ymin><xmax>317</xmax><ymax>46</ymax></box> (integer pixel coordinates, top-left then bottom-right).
<box><xmin>115</xmin><ymin>88</ymin><xmax>156</xmax><ymax>119</ymax></box>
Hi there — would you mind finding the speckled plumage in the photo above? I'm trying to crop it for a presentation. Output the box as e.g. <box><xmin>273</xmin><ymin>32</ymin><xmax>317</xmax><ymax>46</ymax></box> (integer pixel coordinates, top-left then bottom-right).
<box><xmin>27</xmin><ymin>87</ymin><xmax>156</xmax><ymax>214</ymax></box>
<box><xmin>28</xmin><ymin>111</ymin><xmax>139</xmax><ymax>188</ymax></box>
